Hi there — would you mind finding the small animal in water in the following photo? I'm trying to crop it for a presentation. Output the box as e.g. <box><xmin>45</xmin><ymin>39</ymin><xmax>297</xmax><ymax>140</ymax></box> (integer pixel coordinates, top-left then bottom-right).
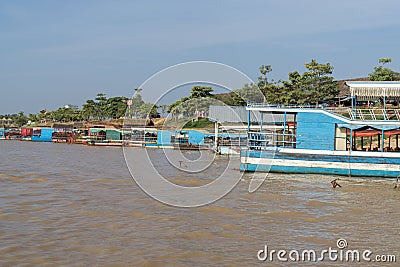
<box><xmin>331</xmin><ymin>179</ymin><xmax>342</xmax><ymax>188</ymax></box>
<box><xmin>394</xmin><ymin>178</ymin><xmax>400</xmax><ymax>189</ymax></box>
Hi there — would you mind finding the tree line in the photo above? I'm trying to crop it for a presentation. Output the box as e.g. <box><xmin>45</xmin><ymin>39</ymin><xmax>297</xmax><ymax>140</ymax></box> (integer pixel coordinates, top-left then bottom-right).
<box><xmin>2</xmin><ymin>58</ymin><xmax>399</xmax><ymax>127</ymax></box>
<box><xmin>168</xmin><ymin>58</ymin><xmax>400</xmax><ymax>114</ymax></box>
<box><xmin>1</xmin><ymin>90</ymin><xmax>157</xmax><ymax>127</ymax></box>
<box><xmin>257</xmin><ymin>58</ymin><xmax>399</xmax><ymax>105</ymax></box>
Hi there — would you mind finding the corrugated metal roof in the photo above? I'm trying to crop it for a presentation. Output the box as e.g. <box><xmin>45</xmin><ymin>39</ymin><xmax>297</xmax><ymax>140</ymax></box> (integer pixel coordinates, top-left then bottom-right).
<box><xmin>209</xmin><ymin>105</ymin><xmax>294</xmax><ymax>123</ymax></box>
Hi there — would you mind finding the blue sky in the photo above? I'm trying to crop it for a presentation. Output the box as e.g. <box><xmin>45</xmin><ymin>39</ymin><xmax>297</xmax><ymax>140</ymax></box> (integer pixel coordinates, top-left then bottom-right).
<box><xmin>1</xmin><ymin>0</ymin><xmax>400</xmax><ymax>114</ymax></box>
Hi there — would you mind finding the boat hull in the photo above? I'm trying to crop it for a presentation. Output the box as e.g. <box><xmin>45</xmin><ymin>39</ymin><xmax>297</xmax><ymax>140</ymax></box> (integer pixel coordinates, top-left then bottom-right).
<box><xmin>240</xmin><ymin>148</ymin><xmax>400</xmax><ymax>178</ymax></box>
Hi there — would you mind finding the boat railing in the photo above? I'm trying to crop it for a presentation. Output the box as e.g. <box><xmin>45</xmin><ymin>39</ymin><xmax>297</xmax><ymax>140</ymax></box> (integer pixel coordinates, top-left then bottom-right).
<box><xmin>248</xmin><ymin>103</ymin><xmax>400</xmax><ymax>121</ymax></box>
<box><xmin>248</xmin><ymin>103</ymin><xmax>326</xmax><ymax>109</ymax></box>
<box><xmin>248</xmin><ymin>131</ymin><xmax>296</xmax><ymax>150</ymax></box>
<box><xmin>218</xmin><ymin>138</ymin><xmax>246</xmax><ymax>147</ymax></box>
<box><xmin>347</xmin><ymin>108</ymin><xmax>400</xmax><ymax>121</ymax></box>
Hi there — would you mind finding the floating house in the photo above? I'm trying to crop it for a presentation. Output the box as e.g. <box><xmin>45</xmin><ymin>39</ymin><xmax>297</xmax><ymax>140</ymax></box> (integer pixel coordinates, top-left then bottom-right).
<box><xmin>52</xmin><ymin>126</ymin><xmax>74</xmax><ymax>143</ymax></box>
<box><xmin>120</xmin><ymin>127</ymin><xmax>210</xmax><ymax>149</ymax></box>
<box><xmin>121</xmin><ymin>128</ymin><xmax>157</xmax><ymax>147</ymax></box>
<box><xmin>241</xmin><ymin>81</ymin><xmax>400</xmax><ymax>178</ymax></box>
<box><xmin>4</xmin><ymin>128</ymin><xmax>21</xmax><ymax>139</ymax></box>
<box><xmin>21</xmin><ymin>127</ymin><xmax>33</xmax><ymax>141</ymax></box>
<box><xmin>31</xmin><ymin>128</ymin><xmax>54</xmax><ymax>142</ymax></box>
<box><xmin>209</xmin><ymin>105</ymin><xmax>254</xmax><ymax>155</ymax></box>
<box><xmin>86</xmin><ymin>128</ymin><xmax>123</xmax><ymax>146</ymax></box>
<box><xmin>0</xmin><ymin>128</ymin><xmax>4</xmax><ymax>139</ymax></box>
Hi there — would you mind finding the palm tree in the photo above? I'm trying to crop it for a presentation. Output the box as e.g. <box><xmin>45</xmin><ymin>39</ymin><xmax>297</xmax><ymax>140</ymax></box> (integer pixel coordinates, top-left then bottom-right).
<box><xmin>161</xmin><ymin>104</ymin><xmax>168</xmax><ymax>117</ymax></box>
<box><xmin>134</xmin><ymin>88</ymin><xmax>142</xmax><ymax>95</ymax></box>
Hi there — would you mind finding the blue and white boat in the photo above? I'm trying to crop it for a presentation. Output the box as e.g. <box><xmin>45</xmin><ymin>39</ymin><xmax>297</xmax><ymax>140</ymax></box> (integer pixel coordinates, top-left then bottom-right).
<box><xmin>240</xmin><ymin>81</ymin><xmax>400</xmax><ymax>178</ymax></box>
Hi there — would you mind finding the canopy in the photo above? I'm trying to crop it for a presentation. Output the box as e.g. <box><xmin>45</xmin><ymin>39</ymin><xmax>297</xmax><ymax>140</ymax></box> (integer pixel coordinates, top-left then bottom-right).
<box><xmin>346</xmin><ymin>81</ymin><xmax>400</xmax><ymax>100</ymax></box>
<box><xmin>337</xmin><ymin>123</ymin><xmax>400</xmax><ymax>131</ymax></box>
<box><xmin>349</xmin><ymin>129</ymin><xmax>400</xmax><ymax>137</ymax></box>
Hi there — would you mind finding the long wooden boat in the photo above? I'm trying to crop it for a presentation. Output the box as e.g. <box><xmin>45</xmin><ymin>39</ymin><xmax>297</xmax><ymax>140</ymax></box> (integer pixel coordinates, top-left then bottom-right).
<box><xmin>241</xmin><ymin>81</ymin><xmax>400</xmax><ymax>178</ymax></box>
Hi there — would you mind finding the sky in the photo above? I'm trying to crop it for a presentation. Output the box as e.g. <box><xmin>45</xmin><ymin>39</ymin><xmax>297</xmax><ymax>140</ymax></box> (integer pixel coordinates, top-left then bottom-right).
<box><xmin>1</xmin><ymin>0</ymin><xmax>400</xmax><ymax>114</ymax></box>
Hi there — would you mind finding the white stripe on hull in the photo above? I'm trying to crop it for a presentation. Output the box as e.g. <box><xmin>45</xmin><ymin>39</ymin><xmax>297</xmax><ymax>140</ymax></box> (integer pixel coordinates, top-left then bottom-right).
<box><xmin>241</xmin><ymin>157</ymin><xmax>400</xmax><ymax>172</ymax></box>
<box><xmin>275</xmin><ymin>148</ymin><xmax>400</xmax><ymax>158</ymax></box>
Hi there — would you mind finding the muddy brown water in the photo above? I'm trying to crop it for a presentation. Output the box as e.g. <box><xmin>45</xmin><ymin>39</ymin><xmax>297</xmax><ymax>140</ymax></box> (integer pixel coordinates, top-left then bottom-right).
<box><xmin>0</xmin><ymin>141</ymin><xmax>399</xmax><ymax>266</ymax></box>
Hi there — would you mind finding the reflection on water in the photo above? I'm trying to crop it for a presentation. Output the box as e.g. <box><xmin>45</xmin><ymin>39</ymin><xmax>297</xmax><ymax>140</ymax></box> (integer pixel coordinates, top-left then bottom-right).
<box><xmin>0</xmin><ymin>141</ymin><xmax>399</xmax><ymax>266</ymax></box>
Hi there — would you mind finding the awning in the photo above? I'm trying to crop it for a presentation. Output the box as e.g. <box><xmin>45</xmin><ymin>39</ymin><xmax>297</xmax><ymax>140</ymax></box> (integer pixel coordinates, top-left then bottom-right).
<box><xmin>384</xmin><ymin>130</ymin><xmax>400</xmax><ymax>137</ymax></box>
<box><xmin>348</xmin><ymin>129</ymin><xmax>400</xmax><ymax>137</ymax></box>
<box><xmin>351</xmin><ymin>130</ymin><xmax>380</xmax><ymax>137</ymax></box>
<box><xmin>338</xmin><ymin>123</ymin><xmax>400</xmax><ymax>131</ymax></box>
<box><xmin>346</xmin><ymin>81</ymin><xmax>400</xmax><ymax>100</ymax></box>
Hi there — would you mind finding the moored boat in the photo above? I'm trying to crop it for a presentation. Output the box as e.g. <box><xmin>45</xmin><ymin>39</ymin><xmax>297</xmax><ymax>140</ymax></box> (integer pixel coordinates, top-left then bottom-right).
<box><xmin>241</xmin><ymin>81</ymin><xmax>400</xmax><ymax>178</ymax></box>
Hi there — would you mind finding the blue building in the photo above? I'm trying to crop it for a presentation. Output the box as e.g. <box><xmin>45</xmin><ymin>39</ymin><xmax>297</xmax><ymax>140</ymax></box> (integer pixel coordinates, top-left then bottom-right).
<box><xmin>31</xmin><ymin>128</ymin><xmax>54</xmax><ymax>142</ymax></box>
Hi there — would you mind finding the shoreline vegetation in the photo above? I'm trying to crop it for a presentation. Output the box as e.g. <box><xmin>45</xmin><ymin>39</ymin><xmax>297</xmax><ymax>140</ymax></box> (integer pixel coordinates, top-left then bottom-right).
<box><xmin>1</xmin><ymin>58</ymin><xmax>399</xmax><ymax>129</ymax></box>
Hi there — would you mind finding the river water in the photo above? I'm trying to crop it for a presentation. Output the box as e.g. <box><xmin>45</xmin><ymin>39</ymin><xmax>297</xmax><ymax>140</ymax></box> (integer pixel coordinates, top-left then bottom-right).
<box><xmin>0</xmin><ymin>141</ymin><xmax>399</xmax><ymax>266</ymax></box>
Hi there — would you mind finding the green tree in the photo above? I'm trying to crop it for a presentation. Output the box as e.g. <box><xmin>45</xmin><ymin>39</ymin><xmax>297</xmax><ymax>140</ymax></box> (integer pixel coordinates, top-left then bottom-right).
<box><xmin>231</xmin><ymin>83</ymin><xmax>265</xmax><ymax>105</ymax></box>
<box><xmin>379</xmin><ymin>58</ymin><xmax>392</xmax><ymax>65</ymax></box>
<box><xmin>168</xmin><ymin>96</ymin><xmax>189</xmax><ymax>116</ymax></box>
<box><xmin>279</xmin><ymin>60</ymin><xmax>338</xmax><ymax>105</ymax></box>
<box><xmin>281</xmin><ymin>71</ymin><xmax>305</xmax><ymax>104</ymax></box>
<box><xmin>213</xmin><ymin>92</ymin><xmax>236</xmax><ymax>106</ymax></box>
<box><xmin>37</xmin><ymin>109</ymin><xmax>48</xmax><ymax>122</ymax></box>
<box><xmin>134</xmin><ymin>88</ymin><xmax>143</xmax><ymax>95</ymax></box>
<box><xmin>261</xmin><ymin>60</ymin><xmax>338</xmax><ymax>105</ymax></box>
<box><xmin>369</xmin><ymin>58</ymin><xmax>400</xmax><ymax>81</ymax></box>
<box><xmin>81</xmin><ymin>100</ymin><xmax>97</xmax><ymax>120</ymax></box>
<box><xmin>138</xmin><ymin>103</ymin><xmax>158</xmax><ymax>118</ymax></box>
<box><xmin>81</xmin><ymin>93</ymin><xmax>110</xmax><ymax>120</ymax></box>
<box><xmin>54</xmin><ymin>106</ymin><xmax>81</xmax><ymax>122</ymax></box>
<box><xmin>28</xmin><ymin>113</ymin><xmax>38</xmax><ymax>123</ymax></box>
<box><xmin>130</xmin><ymin>93</ymin><xmax>145</xmax><ymax>118</ymax></box>
<box><xmin>105</xmin><ymin>96</ymin><xmax>129</xmax><ymax>119</ymax></box>
<box><xmin>95</xmin><ymin>93</ymin><xmax>108</xmax><ymax>120</ymax></box>
<box><xmin>160</xmin><ymin>104</ymin><xmax>168</xmax><ymax>117</ymax></box>
<box><xmin>15</xmin><ymin>112</ymin><xmax>28</xmax><ymax>127</ymax></box>
<box><xmin>168</xmin><ymin>86</ymin><xmax>214</xmax><ymax>117</ymax></box>
<box><xmin>257</xmin><ymin>65</ymin><xmax>286</xmax><ymax>104</ymax></box>
<box><xmin>190</xmin><ymin>86</ymin><xmax>213</xmax><ymax>98</ymax></box>
<box><xmin>302</xmin><ymin>59</ymin><xmax>338</xmax><ymax>105</ymax></box>
<box><xmin>258</xmin><ymin>64</ymin><xmax>272</xmax><ymax>89</ymax></box>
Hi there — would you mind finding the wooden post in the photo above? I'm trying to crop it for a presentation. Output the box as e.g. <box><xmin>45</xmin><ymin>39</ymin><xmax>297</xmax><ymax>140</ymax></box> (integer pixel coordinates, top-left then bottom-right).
<box><xmin>214</xmin><ymin>122</ymin><xmax>219</xmax><ymax>152</ymax></box>
<box><xmin>369</xmin><ymin>136</ymin><xmax>372</xmax><ymax>151</ymax></box>
<box><xmin>350</xmin><ymin>129</ymin><xmax>353</xmax><ymax>151</ymax></box>
<box><xmin>378</xmin><ymin>134</ymin><xmax>381</xmax><ymax>149</ymax></box>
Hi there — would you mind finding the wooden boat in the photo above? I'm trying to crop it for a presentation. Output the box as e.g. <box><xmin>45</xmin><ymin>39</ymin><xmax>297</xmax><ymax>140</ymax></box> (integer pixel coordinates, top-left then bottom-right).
<box><xmin>241</xmin><ymin>81</ymin><xmax>400</xmax><ymax>178</ymax></box>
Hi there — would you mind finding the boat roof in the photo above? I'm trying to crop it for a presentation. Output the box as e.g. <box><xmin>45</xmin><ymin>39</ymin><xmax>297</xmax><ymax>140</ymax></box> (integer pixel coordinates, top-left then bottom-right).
<box><xmin>346</xmin><ymin>81</ymin><xmax>400</xmax><ymax>98</ymax></box>
<box><xmin>246</xmin><ymin>105</ymin><xmax>400</xmax><ymax>127</ymax></box>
